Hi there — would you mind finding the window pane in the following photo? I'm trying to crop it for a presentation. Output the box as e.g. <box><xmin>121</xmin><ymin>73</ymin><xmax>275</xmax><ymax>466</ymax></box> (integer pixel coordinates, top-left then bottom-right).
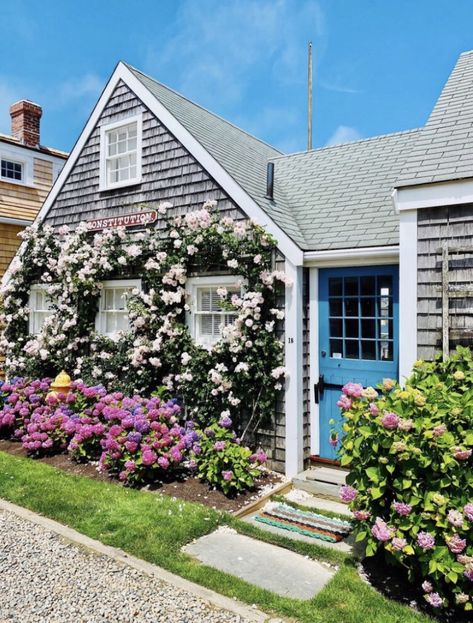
<box><xmin>329</xmin><ymin>318</ymin><xmax>343</xmax><ymax>337</ymax></box>
<box><xmin>329</xmin><ymin>278</ymin><xmax>342</xmax><ymax>296</ymax></box>
<box><xmin>330</xmin><ymin>339</ymin><xmax>343</xmax><ymax>357</ymax></box>
<box><xmin>345</xmin><ymin>318</ymin><xmax>359</xmax><ymax>338</ymax></box>
<box><xmin>345</xmin><ymin>340</ymin><xmax>359</xmax><ymax>359</ymax></box>
<box><xmin>361</xmin><ymin>340</ymin><xmax>376</xmax><ymax>360</ymax></box>
<box><xmin>199</xmin><ymin>315</ymin><xmax>214</xmax><ymax>336</ymax></box>
<box><xmin>105</xmin><ymin>289</ymin><xmax>114</xmax><ymax>310</ymax></box>
<box><xmin>361</xmin><ymin>319</ymin><xmax>376</xmax><ymax>338</ymax></box>
<box><xmin>360</xmin><ymin>276</ymin><xmax>375</xmax><ymax>296</ymax></box>
<box><xmin>380</xmin><ymin>341</ymin><xmax>393</xmax><ymax>361</ymax></box>
<box><xmin>115</xmin><ymin>289</ymin><xmax>127</xmax><ymax>311</ymax></box>
<box><xmin>345</xmin><ymin>298</ymin><xmax>358</xmax><ymax>316</ymax></box>
<box><xmin>116</xmin><ymin>312</ymin><xmax>129</xmax><ymax>331</ymax></box>
<box><xmin>344</xmin><ymin>277</ymin><xmax>358</xmax><ymax>296</ymax></box>
<box><xmin>1</xmin><ymin>159</ymin><xmax>23</xmax><ymax>181</ymax></box>
<box><xmin>329</xmin><ymin>299</ymin><xmax>342</xmax><ymax>316</ymax></box>
<box><xmin>361</xmin><ymin>298</ymin><xmax>375</xmax><ymax>317</ymax></box>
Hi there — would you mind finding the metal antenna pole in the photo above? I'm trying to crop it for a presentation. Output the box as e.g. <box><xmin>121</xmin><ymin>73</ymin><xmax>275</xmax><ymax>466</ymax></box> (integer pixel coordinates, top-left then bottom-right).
<box><xmin>308</xmin><ymin>41</ymin><xmax>313</xmax><ymax>151</ymax></box>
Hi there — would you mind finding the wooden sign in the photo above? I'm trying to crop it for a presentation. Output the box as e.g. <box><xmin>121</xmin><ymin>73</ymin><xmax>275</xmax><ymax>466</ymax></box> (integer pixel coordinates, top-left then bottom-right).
<box><xmin>87</xmin><ymin>210</ymin><xmax>158</xmax><ymax>232</ymax></box>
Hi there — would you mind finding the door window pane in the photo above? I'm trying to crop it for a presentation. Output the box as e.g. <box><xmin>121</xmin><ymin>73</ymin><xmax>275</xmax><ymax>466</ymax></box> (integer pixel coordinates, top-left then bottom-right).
<box><xmin>326</xmin><ymin>272</ymin><xmax>395</xmax><ymax>362</ymax></box>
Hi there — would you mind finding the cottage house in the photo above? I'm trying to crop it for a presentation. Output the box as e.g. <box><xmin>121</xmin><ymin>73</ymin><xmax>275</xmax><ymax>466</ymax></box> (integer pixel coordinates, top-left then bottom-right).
<box><xmin>4</xmin><ymin>51</ymin><xmax>473</xmax><ymax>477</ymax></box>
<box><xmin>0</xmin><ymin>101</ymin><xmax>67</xmax><ymax>278</ymax></box>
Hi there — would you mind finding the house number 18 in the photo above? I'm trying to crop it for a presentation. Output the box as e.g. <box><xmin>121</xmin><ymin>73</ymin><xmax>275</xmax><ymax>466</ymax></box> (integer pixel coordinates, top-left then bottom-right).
<box><xmin>287</xmin><ymin>337</ymin><xmax>294</xmax><ymax>344</ymax></box>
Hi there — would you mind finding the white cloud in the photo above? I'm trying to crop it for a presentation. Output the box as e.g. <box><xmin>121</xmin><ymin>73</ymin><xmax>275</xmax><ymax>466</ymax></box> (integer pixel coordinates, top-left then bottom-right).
<box><xmin>144</xmin><ymin>0</ymin><xmax>326</xmax><ymax>108</ymax></box>
<box><xmin>326</xmin><ymin>125</ymin><xmax>362</xmax><ymax>146</ymax></box>
<box><xmin>55</xmin><ymin>73</ymin><xmax>103</xmax><ymax>108</ymax></box>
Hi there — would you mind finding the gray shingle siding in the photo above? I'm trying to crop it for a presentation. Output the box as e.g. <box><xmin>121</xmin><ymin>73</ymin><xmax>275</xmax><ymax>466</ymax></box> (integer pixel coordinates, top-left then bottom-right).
<box><xmin>417</xmin><ymin>204</ymin><xmax>473</xmax><ymax>361</ymax></box>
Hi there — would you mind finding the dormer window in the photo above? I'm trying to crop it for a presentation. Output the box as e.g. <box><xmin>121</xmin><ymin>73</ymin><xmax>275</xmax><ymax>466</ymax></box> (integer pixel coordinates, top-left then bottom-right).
<box><xmin>1</xmin><ymin>158</ymin><xmax>24</xmax><ymax>183</ymax></box>
<box><xmin>99</xmin><ymin>114</ymin><xmax>142</xmax><ymax>191</ymax></box>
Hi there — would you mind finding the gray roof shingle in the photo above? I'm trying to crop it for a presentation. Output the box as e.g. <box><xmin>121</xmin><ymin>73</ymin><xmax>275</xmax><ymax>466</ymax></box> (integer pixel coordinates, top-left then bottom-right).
<box><xmin>396</xmin><ymin>50</ymin><xmax>473</xmax><ymax>187</ymax></box>
<box><xmin>270</xmin><ymin>130</ymin><xmax>419</xmax><ymax>250</ymax></box>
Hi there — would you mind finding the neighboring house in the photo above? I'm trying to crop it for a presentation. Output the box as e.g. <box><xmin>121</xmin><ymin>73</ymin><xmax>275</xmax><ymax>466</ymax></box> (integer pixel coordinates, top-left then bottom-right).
<box><xmin>0</xmin><ymin>101</ymin><xmax>67</xmax><ymax>277</ymax></box>
<box><xmin>5</xmin><ymin>51</ymin><xmax>473</xmax><ymax>476</ymax></box>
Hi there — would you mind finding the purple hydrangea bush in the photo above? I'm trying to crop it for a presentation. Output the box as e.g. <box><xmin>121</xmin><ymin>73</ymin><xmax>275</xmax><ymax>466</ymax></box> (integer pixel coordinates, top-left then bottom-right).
<box><xmin>0</xmin><ymin>378</ymin><xmax>52</xmax><ymax>439</ymax></box>
<box><xmin>337</xmin><ymin>346</ymin><xmax>473</xmax><ymax>613</ymax></box>
<box><xmin>98</xmin><ymin>395</ymin><xmax>193</xmax><ymax>485</ymax></box>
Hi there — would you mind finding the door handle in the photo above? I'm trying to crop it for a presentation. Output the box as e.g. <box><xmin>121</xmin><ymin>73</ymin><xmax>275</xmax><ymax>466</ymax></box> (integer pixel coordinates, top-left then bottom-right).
<box><xmin>314</xmin><ymin>374</ymin><xmax>325</xmax><ymax>404</ymax></box>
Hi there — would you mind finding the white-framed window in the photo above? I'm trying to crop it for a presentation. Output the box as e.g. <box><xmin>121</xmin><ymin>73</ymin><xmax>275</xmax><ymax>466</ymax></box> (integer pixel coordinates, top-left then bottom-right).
<box><xmin>186</xmin><ymin>276</ymin><xmax>243</xmax><ymax>347</ymax></box>
<box><xmin>29</xmin><ymin>285</ymin><xmax>53</xmax><ymax>335</ymax></box>
<box><xmin>99</xmin><ymin>114</ymin><xmax>142</xmax><ymax>191</ymax></box>
<box><xmin>1</xmin><ymin>157</ymin><xmax>24</xmax><ymax>182</ymax></box>
<box><xmin>95</xmin><ymin>279</ymin><xmax>141</xmax><ymax>338</ymax></box>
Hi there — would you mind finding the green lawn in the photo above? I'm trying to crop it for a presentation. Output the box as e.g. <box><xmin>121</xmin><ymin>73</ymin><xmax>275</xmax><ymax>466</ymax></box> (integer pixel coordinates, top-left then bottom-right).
<box><xmin>0</xmin><ymin>451</ymin><xmax>433</xmax><ymax>623</ymax></box>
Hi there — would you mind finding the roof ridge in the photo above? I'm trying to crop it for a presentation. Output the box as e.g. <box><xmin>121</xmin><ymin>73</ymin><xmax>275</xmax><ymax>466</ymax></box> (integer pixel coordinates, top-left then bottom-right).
<box><xmin>269</xmin><ymin>128</ymin><xmax>421</xmax><ymax>161</ymax></box>
<box><xmin>124</xmin><ymin>62</ymin><xmax>283</xmax><ymax>156</ymax></box>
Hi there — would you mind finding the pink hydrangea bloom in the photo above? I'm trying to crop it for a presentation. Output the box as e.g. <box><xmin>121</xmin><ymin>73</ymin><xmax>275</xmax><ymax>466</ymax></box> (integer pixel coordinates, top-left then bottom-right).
<box><xmin>342</xmin><ymin>382</ymin><xmax>363</xmax><ymax>398</ymax></box>
<box><xmin>392</xmin><ymin>537</ymin><xmax>407</xmax><ymax>551</ymax></box>
<box><xmin>422</xmin><ymin>580</ymin><xmax>433</xmax><ymax>593</ymax></box>
<box><xmin>432</xmin><ymin>424</ymin><xmax>447</xmax><ymax>437</ymax></box>
<box><xmin>417</xmin><ymin>532</ymin><xmax>435</xmax><ymax>550</ymax></box>
<box><xmin>381</xmin><ymin>412</ymin><xmax>399</xmax><ymax>430</ymax></box>
<box><xmin>464</xmin><ymin>503</ymin><xmax>473</xmax><ymax>521</ymax></box>
<box><xmin>339</xmin><ymin>485</ymin><xmax>358</xmax><ymax>503</ymax></box>
<box><xmin>369</xmin><ymin>402</ymin><xmax>379</xmax><ymax>416</ymax></box>
<box><xmin>353</xmin><ymin>510</ymin><xmax>371</xmax><ymax>521</ymax></box>
<box><xmin>336</xmin><ymin>395</ymin><xmax>352</xmax><ymax>410</ymax></box>
<box><xmin>425</xmin><ymin>593</ymin><xmax>443</xmax><ymax>608</ymax></box>
<box><xmin>371</xmin><ymin>517</ymin><xmax>393</xmax><ymax>542</ymax></box>
<box><xmin>393</xmin><ymin>501</ymin><xmax>412</xmax><ymax>516</ymax></box>
<box><xmin>447</xmin><ymin>509</ymin><xmax>464</xmax><ymax>527</ymax></box>
<box><xmin>447</xmin><ymin>534</ymin><xmax>466</xmax><ymax>554</ymax></box>
<box><xmin>222</xmin><ymin>470</ymin><xmax>233</xmax><ymax>481</ymax></box>
<box><xmin>452</xmin><ymin>447</ymin><xmax>472</xmax><ymax>461</ymax></box>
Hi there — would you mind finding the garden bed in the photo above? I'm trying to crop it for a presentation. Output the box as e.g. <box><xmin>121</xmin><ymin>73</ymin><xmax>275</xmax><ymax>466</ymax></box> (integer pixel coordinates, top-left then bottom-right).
<box><xmin>0</xmin><ymin>439</ymin><xmax>283</xmax><ymax>513</ymax></box>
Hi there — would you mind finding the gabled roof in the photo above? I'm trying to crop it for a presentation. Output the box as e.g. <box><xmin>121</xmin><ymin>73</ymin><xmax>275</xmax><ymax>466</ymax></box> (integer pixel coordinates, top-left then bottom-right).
<box><xmin>126</xmin><ymin>64</ymin><xmax>306</xmax><ymax>247</ymax></box>
<box><xmin>270</xmin><ymin>129</ymin><xmax>419</xmax><ymax>251</ymax></box>
<box><xmin>396</xmin><ymin>50</ymin><xmax>473</xmax><ymax>188</ymax></box>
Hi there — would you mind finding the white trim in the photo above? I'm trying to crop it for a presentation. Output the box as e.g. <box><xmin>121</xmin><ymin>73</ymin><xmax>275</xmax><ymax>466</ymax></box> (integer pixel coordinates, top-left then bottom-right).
<box><xmin>393</xmin><ymin>178</ymin><xmax>473</xmax><ymax>212</ymax></box>
<box><xmin>284</xmin><ymin>259</ymin><xmax>304</xmax><ymax>477</ymax></box>
<box><xmin>303</xmin><ymin>245</ymin><xmax>399</xmax><ymax>267</ymax></box>
<box><xmin>399</xmin><ymin>210</ymin><xmax>418</xmax><ymax>383</ymax></box>
<box><xmin>95</xmin><ymin>278</ymin><xmax>141</xmax><ymax>339</ymax></box>
<box><xmin>308</xmin><ymin>267</ymin><xmax>319</xmax><ymax>456</ymax></box>
<box><xmin>185</xmin><ymin>275</ymin><xmax>243</xmax><ymax>347</ymax></box>
<box><xmin>26</xmin><ymin>62</ymin><xmax>303</xmax><ymax>267</ymax></box>
<box><xmin>0</xmin><ymin>216</ymin><xmax>32</xmax><ymax>226</ymax></box>
<box><xmin>0</xmin><ymin>145</ymin><xmax>32</xmax><ymax>187</ymax></box>
<box><xmin>99</xmin><ymin>113</ymin><xmax>143</xmax><ymax>191</ymax></box>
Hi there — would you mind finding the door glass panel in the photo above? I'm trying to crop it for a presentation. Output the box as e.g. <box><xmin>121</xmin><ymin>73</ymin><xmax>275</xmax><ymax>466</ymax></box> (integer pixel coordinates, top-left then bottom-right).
<box><xmin>330</xmin><ymin>318</ymin><xmax>343</xmax><ymax>337</ymax></box>
<box><xmin>345</xmin><ymin>318</ymin><xmax>359</xmax><ymax>338</ymax></box>
<box><xmin>361</xmin><ymin>319</ymin><xmax>376</xmax><ymax>338</ymax></box>
<box><xmin>345</xmin><ymin>298</ymin><xmax>358</xmax><ymax>316</ymax></box>
<box><xmin>345</xmin><ymin>340</ymin><xmax>359</xmax><ymax>359</ymax></box>
<box><xmin>330</xmin><ymin>339</ymin><xmax>343</xmax><ymax>357</ymax></box>
<box><xmin>326</xmin><ymin>271</ymin><xmax>395</xmax><ymax>362</ymax></box>
<box><xmin>329</xmin><ymin>278</ymin><xmax>342</xmax><ymax>296</ymax></box>
<box><xmin>360</xmin><ymin>276</ymin><xmax>375</xmax><ymax>296</ymax></box>
<box><xmin>344</xmin><ymin>277</ymin><xmax>358</xmax><ymax>296</ymax></box>
<box><xmin>361</xmin><ymin>340</ymin><xmax>376</xmax><ymax>360</ymax></box>
<box><xmin>329</xmin><ymin>299</ymin><xmax>342</xmax><ymax>316</ymax></box>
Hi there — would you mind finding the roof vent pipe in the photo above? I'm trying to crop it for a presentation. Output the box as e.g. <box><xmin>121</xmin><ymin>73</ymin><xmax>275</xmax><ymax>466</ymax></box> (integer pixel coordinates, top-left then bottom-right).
<box><xmin>266</xmin><ymin>162</ymin><xmax>274</xmax><ymax>200</ymax></box>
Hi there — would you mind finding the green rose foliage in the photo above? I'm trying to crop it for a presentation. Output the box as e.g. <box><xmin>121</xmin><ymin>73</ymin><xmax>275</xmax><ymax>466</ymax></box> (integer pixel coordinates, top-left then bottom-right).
<box><xmin>190</xmin><ymin>423</ymin><xmax>266</xmax><ymax>495</ymax></box>
<box><xmin>339</xmin><ymin>346</ymin><xmax>473</xmax><ymax>613</ymax></box>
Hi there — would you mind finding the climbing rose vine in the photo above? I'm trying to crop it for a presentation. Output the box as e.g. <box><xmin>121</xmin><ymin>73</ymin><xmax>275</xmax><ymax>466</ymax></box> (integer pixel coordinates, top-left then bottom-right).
<box><xmin>338</xmin><ymin>346</ymin><xmax>473</xmax><ymax>614</ymax></box>
<box><xmin>0</xmin><ymin>201</ymin><xmax>290</xmax><ymax>435</ymax></box>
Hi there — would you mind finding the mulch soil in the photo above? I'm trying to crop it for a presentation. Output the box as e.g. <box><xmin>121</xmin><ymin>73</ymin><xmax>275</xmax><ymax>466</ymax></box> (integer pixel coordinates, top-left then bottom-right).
<box><xmin>0</xmin><ymin>439</ymin><xmax>284</xmax><ymax>513</ymax></box>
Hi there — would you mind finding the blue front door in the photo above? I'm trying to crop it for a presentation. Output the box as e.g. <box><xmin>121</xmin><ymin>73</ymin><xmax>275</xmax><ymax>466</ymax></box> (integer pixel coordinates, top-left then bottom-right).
<box><xmin>318</xmin><ymin>266</ymin><xmax>399</xmax><ymax>460</ymax></box>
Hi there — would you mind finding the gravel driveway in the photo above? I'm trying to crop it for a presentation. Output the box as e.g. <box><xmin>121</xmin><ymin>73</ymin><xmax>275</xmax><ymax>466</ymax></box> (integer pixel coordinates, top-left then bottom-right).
<box><xmin>0</xmin><ymin>510</ymin><xmax>248</xmax><ymax>623</ymax></box>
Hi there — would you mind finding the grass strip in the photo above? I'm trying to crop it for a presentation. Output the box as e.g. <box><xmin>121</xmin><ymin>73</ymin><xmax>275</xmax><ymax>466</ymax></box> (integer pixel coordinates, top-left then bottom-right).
<box><xmin>0</xmin><ymin>451</ymin><xmax>433</xmax><ymax>623</ymax></box>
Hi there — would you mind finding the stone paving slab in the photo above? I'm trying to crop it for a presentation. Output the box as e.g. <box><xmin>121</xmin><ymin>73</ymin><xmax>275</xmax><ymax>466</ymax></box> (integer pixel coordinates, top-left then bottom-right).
<box><xmin>183</xmin><ymin>527</ymin><xmax>334</xmax><ymax>600</ymax></box>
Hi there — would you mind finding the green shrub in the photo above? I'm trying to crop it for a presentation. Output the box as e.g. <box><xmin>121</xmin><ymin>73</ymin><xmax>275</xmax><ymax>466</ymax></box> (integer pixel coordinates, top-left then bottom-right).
<box><xmin>338</xmin><ymin>346</ymin><xmax>473</xmax><ymax>613</ymax></box>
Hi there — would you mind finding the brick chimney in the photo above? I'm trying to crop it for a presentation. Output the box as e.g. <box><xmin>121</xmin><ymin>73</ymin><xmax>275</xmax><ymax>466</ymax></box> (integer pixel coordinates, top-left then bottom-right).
<box><xmin>10</xmin><ymin>100</ymin><xmax>42</xmax><ymax>147</ymax></box>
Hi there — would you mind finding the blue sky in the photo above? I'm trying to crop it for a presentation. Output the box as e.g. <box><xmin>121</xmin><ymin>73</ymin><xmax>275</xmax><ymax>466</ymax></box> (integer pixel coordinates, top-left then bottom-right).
<box><xmin>1</xmin><ymin>0</ymin><xmax>473</xmax><ymax>154</ymax></box>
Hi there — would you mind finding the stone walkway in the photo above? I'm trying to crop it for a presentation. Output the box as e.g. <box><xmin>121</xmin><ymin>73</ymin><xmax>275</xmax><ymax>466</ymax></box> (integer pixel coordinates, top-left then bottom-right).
<box><xmin>0</xmin><ymin>510</ymin><xmax>253</xmax><ymax>623</ymax></box>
